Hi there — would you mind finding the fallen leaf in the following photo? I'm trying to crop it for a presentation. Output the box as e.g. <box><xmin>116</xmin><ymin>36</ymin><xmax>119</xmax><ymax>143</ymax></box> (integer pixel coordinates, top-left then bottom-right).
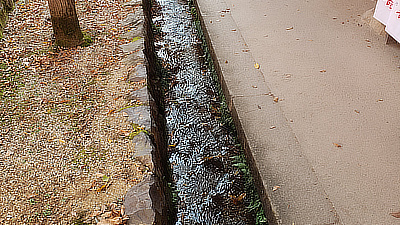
<box><xmin>51</xmin><ymin>76</ymin><xmax>60</xmax><ymax>81</ymax></box>
<box><xmin>333</xmin><ymin>143</ymin><xmax>342</xmax><ymax>148</ymax></box>
<box><xmin>120</xmin><ymin>205</ymin><xmax>125</xmax><ymax>216</ymax></box>
<box><xmin>273</xmin><ymin>186</ymin><xmax>280</xmax><ymax>191</ymax></box>
<box><xmin>109</xmin><ymin>217</ymin><xmax>123</xmax><ymax>225</ymax></box>
<box><xmin>107</xmin><ymin>109</ymin><xmax>116</xmax><ymax>115</ymax></box>
<box><xmin>273</xmin><ymin>97</ymin><xmax>279</xmax><ymax>102</ymax></box>
<box><xmin>101</xmin><ymin>211</ymin><xmax>112</xmax><ymax>218</ymax></box>
<box><xmin>286</xmin><ymin>26</ymin><xmax>294</xmax><ymax>30</ymax></box>
<box><xmin>95</xmin><ymin>173</ymin><xmax>105</xmax><ymax>178</ymax></box>
<box><xmin>320</xmin><ymin>69</ymin><xmax>327</xmax><ymax>73</ymax></box>
<box><xmin>26</xmin><ymin>194</ymin><xmax>37</xmax><ymax>199</ymax></box>
<box><xmin>254</xmin><ymin>63</ymin><xmax>260</xmax><ymax>69</ymax></box>
<box><xmin>90</xmin><ymin>211</ymin><xmax>101</xmax><ymax>217</ymax></box>
<box><xmin>270</xmin><ymin>126</ymin><xmax>276</xmax><ymax>129</ymax></box>
<box><xmin>87</xmin><ymin>180</ymin><xmax>97</xmax><ymax>191</ymax></box>
<box><xmin>229</xmin><ymin>193</ymin><xmax>246</xmax><ymax>205</ymax></box>
<box><xmin>97</xmin><ymin>180</ymin><xmax>112</xmax><ymax>192</ymax></box>
<box><xmin>97</xmin><ymin>219</ymin><xmax>110</xmax><ymax>225</ymax></box>
<box><xmin>354</xmin><ymin>110</ymin><xmax>360</xmax><ymax>113</ymax></box>
<box><xmin>390</xmin><ymin>212</ymin><xmax>400</xmax><ymax>218</ymax></box>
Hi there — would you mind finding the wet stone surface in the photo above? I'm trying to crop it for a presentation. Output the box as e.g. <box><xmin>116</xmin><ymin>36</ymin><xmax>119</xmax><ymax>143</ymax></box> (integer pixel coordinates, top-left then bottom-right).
<box><xmin>152</xmin><ymin>0</ymin><xmax>252</xmax><ymax>224</ymax></box>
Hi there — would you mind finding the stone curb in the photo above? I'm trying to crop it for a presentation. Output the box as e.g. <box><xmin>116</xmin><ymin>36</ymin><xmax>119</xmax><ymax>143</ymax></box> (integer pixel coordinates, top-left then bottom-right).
<box><xmin>118</xmin><ymin>1</ymin><xmax>156</xmax><ymax>225</ymax></box>
<box><xmin>193</xmin><ymin>0</ymin><xmax>341</xmax><ymax>224</ymax></box>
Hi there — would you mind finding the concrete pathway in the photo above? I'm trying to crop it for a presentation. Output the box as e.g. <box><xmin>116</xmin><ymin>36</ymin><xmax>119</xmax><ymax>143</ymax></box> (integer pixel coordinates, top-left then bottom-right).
<box><xmin>196</xmin><ymin>0</ymin><xmax>400</xmax><ymax>224</ymax></box>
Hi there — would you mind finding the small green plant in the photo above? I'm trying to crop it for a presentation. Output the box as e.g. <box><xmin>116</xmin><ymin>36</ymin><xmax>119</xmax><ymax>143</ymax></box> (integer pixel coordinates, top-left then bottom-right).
<box><xmin>128</xmin><ymin>123</ymin><xmax>148</xmax><ymax>139</ymax></box>
<box><xmin>232</xmin><ymin>155</ymin><xmax>267</xmax><ymax>224</ymax></box>
<box><xmin>131</xmin><ymin>36</ymin><xmax>142</xmax><ymax>42</ymax></box>
<box><xmin>81</xmin><ymin>32</ymin><xmax>93</xmax><ymax>47</ymax></box>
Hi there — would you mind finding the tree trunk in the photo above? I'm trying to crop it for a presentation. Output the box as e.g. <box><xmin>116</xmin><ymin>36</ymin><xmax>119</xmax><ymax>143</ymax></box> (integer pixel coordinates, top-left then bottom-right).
<box><xmin>48</xmin><ymin>0</ymin><xmax>83</xmax><ymax>47</ymax></box>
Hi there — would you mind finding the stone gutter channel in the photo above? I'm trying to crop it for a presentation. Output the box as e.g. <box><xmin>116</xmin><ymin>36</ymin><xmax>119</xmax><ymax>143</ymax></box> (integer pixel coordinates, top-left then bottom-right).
<box><xmin>125</xmin><ymin>0</ymin><xmax>269</xmax><ymax>224</ymax></box>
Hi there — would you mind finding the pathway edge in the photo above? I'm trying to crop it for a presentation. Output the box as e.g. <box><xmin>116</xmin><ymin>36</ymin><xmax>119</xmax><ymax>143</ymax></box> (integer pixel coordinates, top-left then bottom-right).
<box><xmin>193</xmin><ymin>0</ymin><xmax>342</xmax><ymax>224</ymax></box>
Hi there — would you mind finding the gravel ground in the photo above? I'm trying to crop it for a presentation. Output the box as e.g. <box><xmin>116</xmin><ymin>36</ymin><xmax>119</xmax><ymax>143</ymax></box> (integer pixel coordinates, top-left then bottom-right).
<box><xmin>0</xmin><ymin>0</ymin><xmax>149</xmax><ymax>224</ymax></box>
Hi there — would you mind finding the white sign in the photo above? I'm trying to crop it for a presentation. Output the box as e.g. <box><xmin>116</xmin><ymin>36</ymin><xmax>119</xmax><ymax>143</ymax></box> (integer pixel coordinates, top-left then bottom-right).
<box><xmin>385</xmin><ymin>0</ymin><xmax>400</xmax><ymax>42</ymax></box>
<box><xmin>374</xmin><ymin>0</ymin><xmax>395</xmax><ymax>25</ymax></box>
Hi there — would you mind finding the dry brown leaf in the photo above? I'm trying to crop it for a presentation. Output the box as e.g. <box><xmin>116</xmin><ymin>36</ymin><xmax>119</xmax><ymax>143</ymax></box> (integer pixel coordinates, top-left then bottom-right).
<box><xmin>95</xmin><ymin>173</ymin><xmax>105</xmax><ymax>178</ymax></box>
<box><xmin>97</xmin><ymin>219</ymin><xmax>112</xmax><ymax>225</ymax></box>
<box><xmin>333</xmin><ymin>143</ymin><xmax>342</xmax><ymax>148</ymax></box>
<box><xmin>90</xmin><ymin>211</ymin><xmax>101</xmax><ymax>217</ymax></box>
<box><xmin>254</xmin><ymin>63</ymin><xmax>260</xmax><ymax>69</ymax></box>
<box><xmin>26</xmin><ymin>194</ymin><xmax>37</xmax><ymax>199</ymax></box>
<box><xmin>107</xmin><ymin>109</ymin><xmax>116</xmax><ymax>115</ymax></box>
<box><xmin>109</xmin><ymin>217</ymin><xmax>123</xmax><ymax>225</ymax></box>
<box><xmin>111</xmin><ymin>208</ymin><xmax>120</xmax><ymax>217</ymax></box>
<box><xmin>390</xmin><ymin>212</ymin><xmax>400</xmax><ymax>218</ymax></box>
<box><xmin>120</xmin><ymin>205</ymin><xmax>125</xmax><ymax>216</ymax></box>
<box><xmin>273</xmin><ymin>97</ymin><xmax>279</xmax><ymax>102</ymax></box>
<box><xmin>229</xmin><ymin>193</ymin><xmax>246</xmax><ymax>205</ymax></box>
<box><xmin>101</xmin><ymin>211</ymin><xmax>113</xmax><ymax>219</ymax></box>
<box><xmin>273</xmin><ymin>185</ymin><xmax>280</xmax><ymax>191</ymax></box>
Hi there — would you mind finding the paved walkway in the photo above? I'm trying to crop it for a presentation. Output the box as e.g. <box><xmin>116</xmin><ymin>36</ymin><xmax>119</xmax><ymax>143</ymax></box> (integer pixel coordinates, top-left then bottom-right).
<box><xmin>196</xmin><ymin>0</ymin><xmax>400</xmax><ymax>224</ymax></box>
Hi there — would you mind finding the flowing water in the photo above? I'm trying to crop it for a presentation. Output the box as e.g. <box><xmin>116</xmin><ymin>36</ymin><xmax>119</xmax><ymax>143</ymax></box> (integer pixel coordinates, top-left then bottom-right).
<box><xmin>152</xmin><ymin>0</ymin><xmax>256</xmax><ymax>224</ymax></box>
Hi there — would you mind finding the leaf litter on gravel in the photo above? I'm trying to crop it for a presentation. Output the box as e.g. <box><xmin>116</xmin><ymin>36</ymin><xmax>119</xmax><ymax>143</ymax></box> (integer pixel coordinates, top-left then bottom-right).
<box><xmin>0</xmin><ymin>0</ymin><xmax>148</xmax><ymax>224</ymax></box>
